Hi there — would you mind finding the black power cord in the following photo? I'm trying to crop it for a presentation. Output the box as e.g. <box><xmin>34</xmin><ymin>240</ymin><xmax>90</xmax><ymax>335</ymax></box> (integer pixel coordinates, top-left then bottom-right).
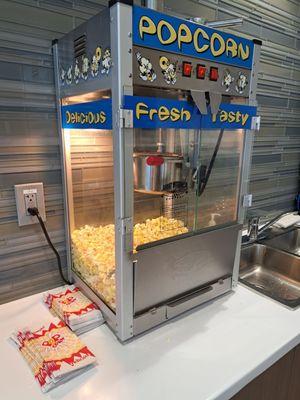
<box><xmin>28</xmin><ymin>207</ymin><xmax>71</xmax><ymax>285</ymax></box>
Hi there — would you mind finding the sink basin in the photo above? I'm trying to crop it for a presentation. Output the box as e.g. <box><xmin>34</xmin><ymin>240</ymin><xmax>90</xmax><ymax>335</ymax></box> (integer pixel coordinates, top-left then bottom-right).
<box><xmin>239</xmin><ymin>244</ymin><xmax>300</xmax><ymax>308</ymax></box>
<box><xmin>262</xmin><ymin>228</ymin><xmax>300</xmax><ymax>256</ymax></box>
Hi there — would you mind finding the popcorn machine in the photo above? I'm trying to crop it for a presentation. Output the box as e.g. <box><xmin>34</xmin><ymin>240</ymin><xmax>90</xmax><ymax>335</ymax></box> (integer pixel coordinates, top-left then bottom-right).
<box><xmin>53</xmin><ymin>0</ymin><xmax>261</xmax><ymax>341</ymax></box>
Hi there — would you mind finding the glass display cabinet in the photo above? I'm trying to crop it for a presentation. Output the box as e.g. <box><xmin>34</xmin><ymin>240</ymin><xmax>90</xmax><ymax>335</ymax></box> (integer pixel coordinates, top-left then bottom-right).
<box><xmin>53</xmin><ymin>0</ymin><xmax>261</xmax><ymax>341</ymax></box>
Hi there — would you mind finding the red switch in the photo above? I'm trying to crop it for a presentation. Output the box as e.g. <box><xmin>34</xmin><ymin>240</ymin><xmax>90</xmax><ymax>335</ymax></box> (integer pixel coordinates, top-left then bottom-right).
<box><xmin>196</xmin><ymin>64</ymin><xmax>206</xmax><ymax>79</ymax></box>
<box><xmin>209</xmin><ymin>67</ymin><xmax>219</xmax><ymax>81</ymax></box>
<box><xmin>182</xmin><ymin>62</ymin><xmax>192</xmax><ymax>77</ymax></box>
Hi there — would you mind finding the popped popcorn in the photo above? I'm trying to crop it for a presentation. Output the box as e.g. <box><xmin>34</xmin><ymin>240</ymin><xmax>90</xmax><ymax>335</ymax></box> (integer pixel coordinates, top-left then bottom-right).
<box><xmin>72</xmin><ymin>216</ymin><xmax>188</xmax><ymax>309</ymax></box>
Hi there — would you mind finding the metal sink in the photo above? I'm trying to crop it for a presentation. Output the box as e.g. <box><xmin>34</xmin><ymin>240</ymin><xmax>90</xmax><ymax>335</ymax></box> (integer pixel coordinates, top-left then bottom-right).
<box><xmin>262</xmin><ymin>228</ymin><xmax>300</xmax><ymax>256</ymax></box>
<box><xmin>239</xmin><ymin>243</ymin><xmax>300</xmax><ymax>308</ymax></box>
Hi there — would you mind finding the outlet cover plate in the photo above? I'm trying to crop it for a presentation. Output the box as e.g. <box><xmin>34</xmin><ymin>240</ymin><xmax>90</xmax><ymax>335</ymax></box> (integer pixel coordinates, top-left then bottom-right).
<box><xmin>15</xmin><ymin>183</ymin><xmax>46</xmax><ymax>226</ymax></box>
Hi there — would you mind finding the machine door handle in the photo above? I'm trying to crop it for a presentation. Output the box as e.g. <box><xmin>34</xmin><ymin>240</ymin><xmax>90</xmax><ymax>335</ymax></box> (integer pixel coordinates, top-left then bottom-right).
<box><xmin>167</xmin><ymin>285</ymin><xmax>213</xmax><ymax>308</ymax></box>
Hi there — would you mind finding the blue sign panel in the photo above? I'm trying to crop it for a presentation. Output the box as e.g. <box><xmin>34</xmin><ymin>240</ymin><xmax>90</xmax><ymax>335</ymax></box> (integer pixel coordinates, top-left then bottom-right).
<box><xmin>61</xmin><ymin>99</ymin><xmax>112</xmax><ymax>130</ymax></box>
<box><xmin>201</xmin><ymin>103</ymin><xmax>257</xmax><ymax>130</ymax></box>
<box><xmin>124</xmin><ymin>95</ymin><xmax>257</xmax><ymax>130</ymax></box>
<box><xmin>133</xmin><ymin>6</ymin><xmax>254</xmax><ymax>69</ymax></box>
<box><xmin>61</xmin><ymin>97</ymin><xmax>256</xmax><ymax>131</ymax></box>
<box><xmin>124</xmin><ymin>95</ymin><xmax>201</xmax><ymax>129</ymax></box>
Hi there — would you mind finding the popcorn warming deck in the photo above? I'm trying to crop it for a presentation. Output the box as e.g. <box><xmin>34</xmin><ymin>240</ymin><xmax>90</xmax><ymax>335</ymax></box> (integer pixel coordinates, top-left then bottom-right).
<box><xmin>10</xmin><ymin>318</ymin><xmax>97</xmax><ymax>392</ymax></box>
<box><xmin>72</xmin><ymin>216</ymin><xmax>188</xmax><ymax>309</ymax></box>
<box><xmin>44</xmin><ymin>286</ymin><xmax>105</xmax><ymax>335</ymax></box>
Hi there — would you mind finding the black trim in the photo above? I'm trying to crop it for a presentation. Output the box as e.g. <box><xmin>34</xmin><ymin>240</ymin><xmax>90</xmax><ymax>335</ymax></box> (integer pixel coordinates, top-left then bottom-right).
<box><xmin>52</xmin><ymin>38</ymin><xmax>58</xmax><ymax>46</ymax></box>
<box><xmin>109</xmin><ymin>0</ymin><xmax>133</xmax><ymax>7</ymax></box>
<box><xmin>253</xmin><ymin>39</ymin><xmax>262</xmax><ymax>46</ymax></box>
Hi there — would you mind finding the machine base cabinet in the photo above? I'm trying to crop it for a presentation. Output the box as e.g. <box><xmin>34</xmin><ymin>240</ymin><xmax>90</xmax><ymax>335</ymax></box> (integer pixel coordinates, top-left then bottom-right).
<box><xmin>231</xmin><ymin>344</ymin><xmax>300</xmax><ymax>400</ymax></box>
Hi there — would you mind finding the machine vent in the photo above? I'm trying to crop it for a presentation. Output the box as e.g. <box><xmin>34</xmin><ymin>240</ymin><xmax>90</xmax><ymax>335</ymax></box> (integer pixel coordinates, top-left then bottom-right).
<box><xmin>74</xmin><ymin>34</ymin><xmax>86</xmax><ymax>59</ymax></box>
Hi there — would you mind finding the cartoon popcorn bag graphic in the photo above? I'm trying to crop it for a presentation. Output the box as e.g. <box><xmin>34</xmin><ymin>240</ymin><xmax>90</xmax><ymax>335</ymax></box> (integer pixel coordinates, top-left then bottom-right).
<box><xmin>101</xmin><ymin>48</ymin><xmax>112</xmax><ymax>75</ymax></box>
<box><xmin>60</xmin><ymin>68</ymin><xmax>66</xmax><ymax>85</ymax></box>
<box><xmin>81</xmin><ymin>55</ymin><xmax>90</xmax><ymax>80</ymax></box>
<box><xmin>42</xmin><ymin>333</ymin><xmax>64</xmax><ymax>348</ymax></box>
<box><xmin>236</xmin><ymin>72</ymin><xmax>248</xmax><ymax>94</ymax></box>
<box><xmin>74</xmin><ymin>59</ymin><xmax>81</xmax><ymax>84</ymax></box>
<box><xmin>59</xmin><ymin>295</ymin><xmax>76</xmax><ymax>306</ymax></box>
<box><xmin>136</xmin><ymin>52</ymin><xmax>156</xmax><ymax>82</ymax></box>
<box><xmin>159</xmin><ymin>56</ymin><xmax>177</xmax><ymax>85</ymax></box>
<box><xmin>66</xmin><ymin>65</ymin><xmax>73</xmax><ymax>85</ymax></box>
<box><xmin>222</xmin><ymin>69</ymin><xmax>234</xmax><ymax>92</ymax></box>
<box><xmin>91</xmin><ymin>46</ymin><xmax>102</xmax><ymax>77</ymax></box>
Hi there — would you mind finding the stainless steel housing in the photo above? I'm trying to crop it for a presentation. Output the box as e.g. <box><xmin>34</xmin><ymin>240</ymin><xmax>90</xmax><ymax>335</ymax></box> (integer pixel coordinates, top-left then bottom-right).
<box><xmin>134</xmin><ymin>223</ymin><xmax>241</xmax><ymax>314</ymax></box>
<box><xmin>133</xmin><ymin>45</ymin><xmax>251</xmax><ymax>96</ymax></box>
<box><xmin>240</xmin><ymin>243</ymin><xmax>300</xmax><ymax>308</ymax></box>
<box><xmin>263</xmin><ymin>228</ymin><xmax>300</xmax><ymax>257</ymax></box>
<box><xmin>53</xmin><ymin>2</ymin><xmax>261</xmax><ymax>341</ymax></box>
<box><xmin>133</xmin><ymin>152</ymin><xmax>185</xmax><ymax>193</ymax></box>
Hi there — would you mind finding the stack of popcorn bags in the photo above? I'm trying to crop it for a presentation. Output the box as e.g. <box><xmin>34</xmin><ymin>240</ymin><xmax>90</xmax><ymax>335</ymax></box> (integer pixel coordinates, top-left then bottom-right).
<box><xmin>10</xmin><ymin>318</ymin><xmax>97</xmax><ymax>392</ymax></box>
<box><xmin>11</xmin><ymin>286</ymin><xmax>104</xmax><ymax>392</ymax></box>
<box><xmin>43</xmin><ymin>285</ymin><xmax>105</xmax><ymax>335</ymax></box>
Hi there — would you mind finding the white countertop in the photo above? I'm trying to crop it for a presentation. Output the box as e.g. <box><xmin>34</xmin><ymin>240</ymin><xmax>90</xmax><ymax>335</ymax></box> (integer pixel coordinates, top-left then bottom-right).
<box><xmin>1</xmin><ymin>285</ymin><xmax>299</xmax><ymax>400</ymax></box>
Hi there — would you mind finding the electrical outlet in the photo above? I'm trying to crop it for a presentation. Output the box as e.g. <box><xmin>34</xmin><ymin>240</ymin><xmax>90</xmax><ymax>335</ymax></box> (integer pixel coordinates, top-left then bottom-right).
<box><xmin>24</xmin><ymin>190</ymin><xmax>38</xmax><ymax>215</ymax></box>
<box><xmin>15</xmin><ymin>183</ymin><xmax>46</xmax><ymax>226</ymax></box>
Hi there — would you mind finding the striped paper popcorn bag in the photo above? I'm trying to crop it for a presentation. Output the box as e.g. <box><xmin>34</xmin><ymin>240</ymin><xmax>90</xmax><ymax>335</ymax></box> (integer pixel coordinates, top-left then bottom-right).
<box><xmin>43</xmin><ymin>286</ymin><xmax>104</xmax><ymax>333</ymax></box>
<box><xmin>10</xmin><ymin>318</ymin><xmax>97</xmax><ymax>392</ymax></box>
<box><xmin>19</xmin><ymin>339</ymin><xmax>55</xmax><ymax>392</ymax></box>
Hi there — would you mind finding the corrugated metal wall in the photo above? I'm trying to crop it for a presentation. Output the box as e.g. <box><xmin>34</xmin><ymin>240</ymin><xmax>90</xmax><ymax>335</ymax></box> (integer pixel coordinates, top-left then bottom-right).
<box><xmin>0</xmin><ymin>0</ymin><xmax>299</xmax><ymax>303</ymax></box>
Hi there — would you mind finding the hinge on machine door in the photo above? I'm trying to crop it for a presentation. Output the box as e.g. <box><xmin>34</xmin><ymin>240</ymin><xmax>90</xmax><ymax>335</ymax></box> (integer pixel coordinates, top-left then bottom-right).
<box><xmin>118</xmin><ymin>108</ymin><xmax>133</xmax><ymax>128</ymax></box>
<box><xmin>121</xmin><ymin>217</ymin><xmax>133</xmax><ymax>235</ymax></box>
<box><xmin>120</xmin><ymin>217</ymin><xmax>133</xmax><ymax>253</ymax></box>
<box><xmin>251</xmin><ymin>116</ymin><xmax>261</xmax><ymax>131</ymax></box>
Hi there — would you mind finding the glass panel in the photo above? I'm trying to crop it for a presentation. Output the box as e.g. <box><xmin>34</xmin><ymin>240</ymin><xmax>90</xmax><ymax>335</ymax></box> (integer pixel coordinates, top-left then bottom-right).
<box><xmin>63</xmin><ymin>92</ymin><xmax>116</xmax><ymax>310</ymax></box>
<box><xmin>133</xmin><ymin>126</ymin><xmax>200</xmax><ymax>248</ymax></box>
<box><xmin>195</xmin><ymin>129</ymin><xmax>244</xmax><ymax>230</ymax></box>
<box><xmin>69</xmin><ymin>128</ymin><xmax>116</xmax><ymax>310</ymax></box>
